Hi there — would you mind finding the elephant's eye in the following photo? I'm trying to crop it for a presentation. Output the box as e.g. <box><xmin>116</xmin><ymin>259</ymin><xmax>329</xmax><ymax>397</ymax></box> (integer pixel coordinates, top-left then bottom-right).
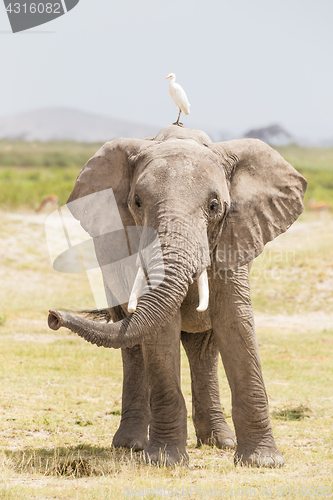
<box><xmin>134</xmin><ymin>195</ymin><xmax>142</xmax><ymax>209</ymax></box>
<box><xmin>209</xmin><ymin>199</ymin><xmax>219</xmax><ymax>212</ymax></box>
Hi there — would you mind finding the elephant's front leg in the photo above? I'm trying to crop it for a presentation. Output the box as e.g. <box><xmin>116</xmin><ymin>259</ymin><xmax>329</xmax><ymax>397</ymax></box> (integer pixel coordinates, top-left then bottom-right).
<box><xmin>105</xmin><ymin>301</ymin><xmax>150</xmax><ymax>451</ymax></box>
<box><xmin>112</xmin><ymin>344</ymin><xmax>150</xmax><ymax>451</ymax></box>
<box><xmin>211</xmin><ymin>265</ymin><xmax>284</xmax><ymax>467</ymax></box>
<box><xmin>181</xmin><ymin>330</ymin><xmax>236</xmax><ymax>449</ymax></box>
<box><xmin>143</xmin><ymin>309</ymin><xmax>188</xmax><ymax>465</ymax></box>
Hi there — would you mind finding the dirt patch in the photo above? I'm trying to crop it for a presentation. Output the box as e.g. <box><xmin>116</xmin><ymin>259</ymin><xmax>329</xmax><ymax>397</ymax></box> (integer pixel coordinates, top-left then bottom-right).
<box><xmin>255</xmin><ymin>311</ymin><xmax>333</xmax><ymax>332</ymax></box>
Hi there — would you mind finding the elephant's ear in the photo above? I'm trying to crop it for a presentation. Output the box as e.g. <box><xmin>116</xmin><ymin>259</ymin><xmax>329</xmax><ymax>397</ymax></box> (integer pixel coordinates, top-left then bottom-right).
<box><xmin>67</xmin><ymin>138</ymin><xmax>145</xmax><ymax>235</ymax></box>
<box><xmin>209</xmin><ymin>139</ymin><xmax>307</xmax><ymax>269</ymax></box>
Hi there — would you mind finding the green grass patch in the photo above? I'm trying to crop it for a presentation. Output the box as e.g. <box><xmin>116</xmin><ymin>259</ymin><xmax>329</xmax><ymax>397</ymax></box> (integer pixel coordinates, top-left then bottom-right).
<box><xmin>0</xmin><ymin>141</ymin><xmax>332</xmax><ymax>209</ymax></box>
<box><xmin>298</xmin><ymin>169</ymin><xmax>333</xmax><ymax>206</ymax></box>
<box><xmin>0</xmin><ymin>166</ymin><xmax>79</xmax><ymax>209</ymax></box>
<box><xmin>0</xmin><ymin>140</ymin><xmax>102</xmax><ymax>209</ymax></box>
<box><xmin>276</xmin><ymin>145</ymin><xmax>333</xmax><ymax>172</ymax></box>
<box><xmin>275</xmin><ymin>145</ymin><xmax>333</xmax><ymax>208</ymax></box>
<box><xmin>272</xmin><ymin>405</ymin><xmax>311</xmax><ymax>421</ymax></box>
<box><xmin>0</xmin><ymin>140</ymin><xmax>101</xmax><ymax>169</ymax></box>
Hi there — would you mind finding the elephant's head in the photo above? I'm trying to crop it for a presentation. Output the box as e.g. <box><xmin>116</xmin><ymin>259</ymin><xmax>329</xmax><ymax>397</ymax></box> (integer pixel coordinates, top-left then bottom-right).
<box><xmin>48</xmin><ymin>125</ymin><xmax>306</xmax><ymax>348</ymax></box>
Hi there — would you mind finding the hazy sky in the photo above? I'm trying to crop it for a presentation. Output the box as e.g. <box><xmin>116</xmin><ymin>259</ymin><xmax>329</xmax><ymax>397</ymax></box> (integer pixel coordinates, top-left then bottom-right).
<box><xmin>1</xmin><ymin>0</ymin><xmax>333</xmax><ymax>140</ymax></box>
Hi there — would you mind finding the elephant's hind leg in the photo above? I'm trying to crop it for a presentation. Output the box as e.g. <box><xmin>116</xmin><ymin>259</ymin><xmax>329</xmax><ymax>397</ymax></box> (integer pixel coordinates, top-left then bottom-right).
<box><xmin>181</xmin><ymin>330</ymin><xmax>236</xmax><ymax>449</ymax></box>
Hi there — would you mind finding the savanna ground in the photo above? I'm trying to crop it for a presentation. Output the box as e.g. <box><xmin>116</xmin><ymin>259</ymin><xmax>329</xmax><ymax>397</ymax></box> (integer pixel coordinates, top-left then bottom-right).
<box><xmin>0</xmin><ymin>140</ymin><xmax>332</xmax><ymax>499</ymax></box>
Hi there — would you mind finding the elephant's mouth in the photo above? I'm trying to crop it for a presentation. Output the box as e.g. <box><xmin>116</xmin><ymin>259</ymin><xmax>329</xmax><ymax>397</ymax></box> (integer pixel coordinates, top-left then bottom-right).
<box><xmin>128</xmin><ymin>265</ymin><xmax>209</xmax><ymax>314</ymax></box>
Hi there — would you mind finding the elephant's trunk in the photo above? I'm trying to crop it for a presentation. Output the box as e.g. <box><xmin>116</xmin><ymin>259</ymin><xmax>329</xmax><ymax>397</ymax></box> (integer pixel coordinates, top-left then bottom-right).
<box><xmin>48</xmin><ymin>261</ymin><xmax>191</xmax><ymax>349</ymax></box>
<box><xmin>128</xmin><ymin>267</ymin><xmax>209</xmax><ymax>314</ymax></box>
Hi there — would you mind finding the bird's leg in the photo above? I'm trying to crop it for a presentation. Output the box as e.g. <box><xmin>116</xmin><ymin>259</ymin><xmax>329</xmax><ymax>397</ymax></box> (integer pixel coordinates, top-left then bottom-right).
<box><xmin>173</xmin><ymin>109</ymin><xmax>183</xmax><ymax>127</ymax></box>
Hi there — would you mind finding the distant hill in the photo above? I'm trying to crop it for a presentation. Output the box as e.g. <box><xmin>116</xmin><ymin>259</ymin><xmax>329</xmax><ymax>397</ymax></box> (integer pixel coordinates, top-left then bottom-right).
<box><xmin>243</xmin><ymin>124</ymin><xmax>294</xmax><ymax>146</ymax></box>
<box><xmin>1</xmin><ymin>109</ymin><xmax>328</xmax><ymax>147</ymax></box>
<box><xmin>0</xmin><ymin>107</ymin><xmax>160</xmax><ymax>142</ymax></box>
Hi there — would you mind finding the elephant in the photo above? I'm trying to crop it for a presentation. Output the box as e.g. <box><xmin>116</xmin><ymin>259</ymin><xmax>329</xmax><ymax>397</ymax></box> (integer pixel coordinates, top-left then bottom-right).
<box><xmin>48</xmin><ymin>125</ymin><xmax>306</xmax><ymax>467</ymax></box>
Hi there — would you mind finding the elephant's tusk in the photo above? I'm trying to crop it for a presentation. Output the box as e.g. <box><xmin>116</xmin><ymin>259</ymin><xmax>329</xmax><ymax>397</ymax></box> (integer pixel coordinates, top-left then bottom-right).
<box><xmin>196</xmin><ymin>269</ymin><xmax>209</xmax><ymax>312</ymax></box>
<box><xmin>128</xmin><ymin>267</ymin><xmax>146</xmax><ymax>313</ymax></box>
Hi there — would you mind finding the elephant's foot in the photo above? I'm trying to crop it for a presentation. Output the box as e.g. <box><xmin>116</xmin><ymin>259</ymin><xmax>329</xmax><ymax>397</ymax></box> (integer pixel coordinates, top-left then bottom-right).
<box><xmin>195</xmin><ymin>414</ymin><xmax>236</xmax><ymax>449</ymax></box>
<box><xmin>112</xmin><ymin>418</ymin><xmax>148</xmax><ymax>451</ymax></box>
<box><xmin>197</xmin><ymin>423</ymin><xmax>236</xmax><ymax>449</ymax></box>
<box><xmin>144</xmin><ymin>444</ymin><xmax>189</xmax><ymax>466</ymax></box>
<box><xmin>235</xmin><ymin>446</ymin><xmax>284</xmax><ymax>468</ymax></box>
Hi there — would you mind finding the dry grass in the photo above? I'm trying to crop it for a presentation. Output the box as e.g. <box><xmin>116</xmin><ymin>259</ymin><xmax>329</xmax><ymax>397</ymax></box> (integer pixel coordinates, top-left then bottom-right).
<box><xmin>0</xmin><ymin>210</ymin><xmax>332</xmax><ymax>499</ymax></box>
<box><xmin>250</xmin><ymin>211</ymin><xmax>333</xmax><ymax>314</ymax></box>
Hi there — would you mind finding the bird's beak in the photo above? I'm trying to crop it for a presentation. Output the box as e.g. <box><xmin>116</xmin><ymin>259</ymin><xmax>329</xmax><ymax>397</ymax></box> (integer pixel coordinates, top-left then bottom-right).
<box><xmin>165</xmin><ymin>75</ymin><xmax>171</xmax><ymax>79</ymax></box>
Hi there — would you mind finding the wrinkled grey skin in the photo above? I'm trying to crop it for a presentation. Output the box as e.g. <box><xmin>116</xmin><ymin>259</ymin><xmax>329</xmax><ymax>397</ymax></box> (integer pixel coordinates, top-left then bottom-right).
<box><xmin>48</xmin><ymin>125</ymin><xmax>306</xmax><ymax>466</ymax></box>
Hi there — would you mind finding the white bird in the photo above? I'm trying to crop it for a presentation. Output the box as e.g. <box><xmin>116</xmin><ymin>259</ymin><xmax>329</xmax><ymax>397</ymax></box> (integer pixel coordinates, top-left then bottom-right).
<box><xmin>165</xmin><ymin>73</ymin><xmax>191</xmax><ymax>126</ymax></box>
